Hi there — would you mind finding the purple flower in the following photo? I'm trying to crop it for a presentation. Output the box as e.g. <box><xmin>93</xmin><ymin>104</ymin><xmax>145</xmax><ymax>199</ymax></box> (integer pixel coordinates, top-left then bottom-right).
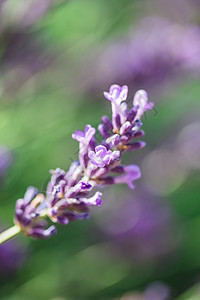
<box><xmin>114</xmin><ymin>165</ymin><xmax>141</xmax><ymax>189</ymax></box>
<box><xmin>72</xmin><ymin>125</ymin><xmax>96</xmax><ymax>168</ymax></box>
<box><xmin>0</xmin><ymin>225</ymin><xmax>27</xmax><ymax>276</ymax></box>
<box><xmin>72</xmin><ymin>124</ymin><xmax>96</xmax><ymax>145</ymax></box>
<box><xmin>106</xmin><ymin>134</ymin><xmax>120</xmax><ymax>146</ymax></box>
<box><xmin>0</xmin><ymin>146</ymin><xmax>13</xmax><ymax>178</ymax></box>
<box><xmin>46</xmin><ymin>166</ymin><xmax>102</xmax><ymax>225</ymax></box>
<box><xmin>14</xmin><ymin>186</ymin><xmax>56</xmax><ymax>239</ymax></box>
<box><xmin>80</xmin><ymin>191</ymin><xmax>103</xmax><ymax>207</ymax></box>
<box><xmin>144</xmin><ymin>282</ymin><xmax>170</xmax><ymax>300</ymax></box>
<box><xmin>88</xmin><ymin>145</ymin><xmax>120</xmax><ymax>168</ymax></box>
<box><xmin>75</xmin><ymin>17</ymin><xmax>200</xmax><ymax>98</ymax></box>
<box><xmin>103</xmin><ymin>84</ymin><xmax>128</xmax><ymax>105</ymax></box>
<box><xmin>103</xmin><ymin>84</ymin><xmax>154</xmax><ymax>134</ymax></box>
<box><xmin>133</xmin><ymin>90</ymin><xmax>154</xmax><ymax>120</ymax></box>
<box><xmin>104</xmin><ymin>84</ymin><xmax>129</xmax><ymax>130</ymax></box>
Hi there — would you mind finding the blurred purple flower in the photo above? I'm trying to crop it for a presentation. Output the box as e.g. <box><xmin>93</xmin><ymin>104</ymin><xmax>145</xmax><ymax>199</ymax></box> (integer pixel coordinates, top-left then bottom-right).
<box><xmin>88</xmin><ymin>145</ymin><xmax>120</xmax><ymax>168</ymax></box>
<box><xmin>0</xmin><ymin>226</ymin><xmax>27</xmax><ymax>276</ymax></box>
<box><xmin>72</xmin><ymin>125</ymin><xmax>96</xmax><ymax>168</ymax></box>
<box><xmin>113</xmin><ymin>165</ymin><xmax>141</xmax><ymax>189</ymax></box>
<box><xmin>118</xmin><ymin>281</ymin><xmax>170</xmax><ymax>300</ymax></box>
<box><xmin>95</xmin><ymin>189</ymin><xmax>179</xmax><ymax>262</ymax></box>
<box><xmin>15</xmin><ymin>186</ymin><xmax>56</xmax><ymax>239</ymax></box>
<box><xmin>144</xmin><ymin>282</ymin><xmax>170</xmax><ymax>300</ymax></box>
<box><xmin>104</xmin><ymin>84</ymin><xmax>128</xmax><ymax>104</ymax></box>
<box><xmin>0</xmin><ymin>146</ymin><xmax>13</xmax><ymax>179</ymax></box>
<box><xmin>0</xmin><ymin>0</ymin><xmax>54</xmax><ymax>96</ymax></box>
<box><xmin>75</xmin><ymin>17</ymin><xmax>200</xmax><ymax>95</ymax></box>
<box><xmin>72</xmin><ymin>125</ymin><xmax>96</xmax><ymax>145</ymax></box>
<box><xmin>133</xmin><ymin>90</ymin><xmax>154</xmax><ymax>120</ymax></box>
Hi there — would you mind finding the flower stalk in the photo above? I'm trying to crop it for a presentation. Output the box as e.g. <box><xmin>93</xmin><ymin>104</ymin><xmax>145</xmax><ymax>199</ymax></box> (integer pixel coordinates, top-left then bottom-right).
<box><xmin>0</xmin><ymin>225</ymin><xmax>21</xmax><ymax>245</ymax></box>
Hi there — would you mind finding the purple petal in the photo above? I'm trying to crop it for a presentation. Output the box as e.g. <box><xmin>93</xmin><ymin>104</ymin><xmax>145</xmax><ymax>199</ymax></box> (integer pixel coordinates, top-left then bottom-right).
<box><xmin>57</xmin><ymin>216</ymin><xmax>69</xmax><ymax>225</ymax></box>
<box><xmin>101</xmin><ymin>115</ymin><xmax>113</xmax><ymax>130</ymax></box>
<box><xmin>145</xmin><ymin>101</ymin><xmax>154</xmax><ymax>110</ymax></box>
<box><xmin>85</xmin><ymin>125</ymin><xmax>96</xmax><ymax>142</ymax></box>
<box><xmin>81</xmin><ymin>192</ymin><xmax>103</xmax><ymax>206</ymax></box>
<box><xmin>72</xmin><ymin>130</ymin><xmax>85</xmax><ymax>142</ymax></box>
<box><xmin>133</xmin><ymin>89</ymin><xmax>148</xmax><ymax>108</ymax></box>
<box><xmin>119</xmin><ymin>121</ymin><xmax>132</xmax><ymax>135</ymax></box>
<box><xmin>103</xmin><ymin>154</ymin><xmax>111</xmax><ymax>165</ymax></box>
<box><xmin>98</xmin><ymin>124</ymin><xmax>110</xmax><ymax>139</ymax></box>
<box><xmin>95</xmin><ymin>145</ymin><xmax>107</xmax><ymax>156</ymax></box>
<box><xmin>114</xmin><ymin>165</ymin><xmax>141</xmax><ymax>189</ymax></box>
<box><xmin>126</xmin><ymin>141</ymin><xmax>146</xmax><ymax>151</ymax></box>
<box><xmin>104</xmin><ymin>84</ymin><xmax>128</xmax><ymax>104</ymax></box>
<box><xmin>24</xmin><ymin>186</ymin><xmax>38</xmax><ymax>204</ymax></box>
<box><xmin>106</xmin><ymin>134</ymin><xmax>120</xmax><ymax>146</ymax></box>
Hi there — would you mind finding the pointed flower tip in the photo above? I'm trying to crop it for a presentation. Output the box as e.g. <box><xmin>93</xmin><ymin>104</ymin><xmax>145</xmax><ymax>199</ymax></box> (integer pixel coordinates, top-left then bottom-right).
<box><xmin>104</xmin><ymin>84</ymin><xmax>128</xmax><ymax>103</ymax></box>
<box><xmin>133</xmin><ymin>89</ymin><xmax>148</xmax><ymax>108</ymax></box>
<box><xmin>94</xmin><ymin>191</ymin><xmax>103</xmax><ymax>206</ymax></box>
<box><xmin>92</xmin><ymin>191</ymin><xmax>103</xmax><ymax>207</ymax></box>
<box><xmin>44</xmin><ymin>225</ymin><xmax>57</xmax><ymax>237</ymax></box>
<box><xmin>72</xmin><ymin>125</ymin><xmax>96</xmax><ymax>144</ymax></box>
<box><xmin>81</xmin><ymin>191</ymin><xmax>103</xmax><ymax>207</ymax></box>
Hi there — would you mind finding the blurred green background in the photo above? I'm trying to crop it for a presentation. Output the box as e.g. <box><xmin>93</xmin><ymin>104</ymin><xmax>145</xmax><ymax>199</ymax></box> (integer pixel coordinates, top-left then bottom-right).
<box><xmin>0</xmin><ymin>0</ymin><xmax>200</xmax><ymax>299</ymax></box>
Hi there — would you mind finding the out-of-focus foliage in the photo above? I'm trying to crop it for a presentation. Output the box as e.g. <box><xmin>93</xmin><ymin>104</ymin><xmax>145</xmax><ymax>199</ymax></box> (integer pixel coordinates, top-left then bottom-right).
<box><xmin>0</xmin><ymin>0</ymin><xmax>200</xmax><ymax>299</ymax></box>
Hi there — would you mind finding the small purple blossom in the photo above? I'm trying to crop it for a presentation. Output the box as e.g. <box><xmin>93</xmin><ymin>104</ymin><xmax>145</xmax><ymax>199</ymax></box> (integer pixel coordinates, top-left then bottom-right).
<box><xmin>103</xmin><ymin>84</ymin><xmax>128</xmax><ymax>105</ymax></box>
<box><xmin>144</xmin><ymin>282</ymin><xmax>170</xmax><ymax>300</ymax></box>
<box><xmin>72</xmin><ymin>124</ymin><xmax>96</xmax><ymax>168</ymax></box>
<box><xmin>72</xmin><ymin>124</ymin><xmax>96</xmax><ymax>145</ymax></box>
<box><xmin>114</xmin><ymin>165</ymin><xmax>141</xmax><ymax>189</ymax></box>
<box><xmin>133</xmin><ymin>90</ymin><xmax>154</xmax><ymax>120</ymax></box>
<box><xmin>104</xmin><ymin>84</ymin><xmax>129</xmax><ymax>130</ymax></box>
<box><xmin>76</xmin><ymin>17</ymin><xmax>200</xmax><ymax>97</ymax></box>
<box><xmin>0</xmin><ymin>225</ymin><xmax>28</xmax><ymax>276</ymax></box>
<box><xmin>14</xmin><ymin>186</ymin><xmax>56</xmax><ymax>239</ymax></box>
<box><xmin>0</xmin><ymin>146</ymin><xmax>13</xmax><ymax>178</ymax></box>
<box><xmin>88</xmin><ymin>145</ymin><xmax>120</xmax><ymax>168</ymax></box>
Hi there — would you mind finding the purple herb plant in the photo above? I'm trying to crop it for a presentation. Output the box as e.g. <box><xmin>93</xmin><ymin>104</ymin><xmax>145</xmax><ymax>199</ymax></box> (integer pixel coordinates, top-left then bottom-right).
<box><xmin>0</xmin><ymin>84</ymin><xmax>154</xmax><ymax>244</ymax></box>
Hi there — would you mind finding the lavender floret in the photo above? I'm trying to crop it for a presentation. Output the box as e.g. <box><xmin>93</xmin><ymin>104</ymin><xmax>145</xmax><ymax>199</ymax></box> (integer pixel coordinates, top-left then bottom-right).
<box><xmin>14</xmin><ymin>186</ymin><xmax>56</xmax><ymax>239</ymax></box>
<box><xmin>88</xmin><ymin>145</ymin><xmax>120</xmax><ymax>168</ymax></box>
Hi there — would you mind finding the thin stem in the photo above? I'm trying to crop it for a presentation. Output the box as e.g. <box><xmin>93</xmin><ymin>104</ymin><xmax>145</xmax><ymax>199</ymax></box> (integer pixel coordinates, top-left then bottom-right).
<box><xmin>0</xmin><ymin>225</ymin><xmax>21</xmax><ymax>245</ymax></box>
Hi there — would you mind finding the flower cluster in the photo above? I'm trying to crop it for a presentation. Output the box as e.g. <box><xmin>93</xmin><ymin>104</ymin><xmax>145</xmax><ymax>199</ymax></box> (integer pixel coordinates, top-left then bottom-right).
<box><xmin>14</xmin><ymin>84</ymin><xmax>154</xmax><ymax>239</ymax></box>
<box><xmin>15</xmin><ymin>186</ymin><xmax>56</xmax><ymax>238</ymax></box>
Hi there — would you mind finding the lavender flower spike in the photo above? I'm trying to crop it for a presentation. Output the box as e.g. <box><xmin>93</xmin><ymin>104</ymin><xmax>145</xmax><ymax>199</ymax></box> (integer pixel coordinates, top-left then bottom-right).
<box><xmin>0</xmin><ymin>83</ymin><xmax>154</xmax><ymax>244</ymax></box>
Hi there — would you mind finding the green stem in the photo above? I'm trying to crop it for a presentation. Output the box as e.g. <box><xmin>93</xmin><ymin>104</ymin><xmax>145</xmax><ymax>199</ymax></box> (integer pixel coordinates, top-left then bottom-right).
<box><xmin>0</xmin><ymin>225</ymin><xmax>21</xmax><ymax>245</ymax></box>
